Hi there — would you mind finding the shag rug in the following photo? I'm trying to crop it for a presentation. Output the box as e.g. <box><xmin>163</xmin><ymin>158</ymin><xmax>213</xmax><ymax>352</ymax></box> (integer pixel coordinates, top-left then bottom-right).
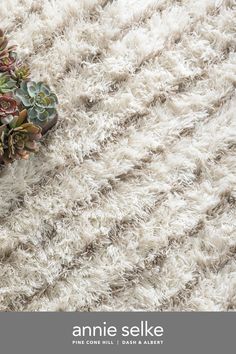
<box><xmin>0</xmin><ymin>0</ymin><xmax>235</xmax><ymax>312</ymax></box>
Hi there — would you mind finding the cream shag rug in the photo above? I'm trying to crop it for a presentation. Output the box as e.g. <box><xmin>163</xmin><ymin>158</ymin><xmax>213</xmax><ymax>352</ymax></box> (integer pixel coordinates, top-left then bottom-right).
<box><xmin>0</xmin><ymin>0</ymin><xmax>235</xmax><ymax>312</ymax></box>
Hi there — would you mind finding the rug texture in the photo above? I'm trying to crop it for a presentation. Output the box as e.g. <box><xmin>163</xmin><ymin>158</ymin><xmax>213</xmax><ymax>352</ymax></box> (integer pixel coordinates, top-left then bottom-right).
<box><xmin>0</xmin><ymin>0</ymin><xmax>235</xmax><ymax>312</ymax></box>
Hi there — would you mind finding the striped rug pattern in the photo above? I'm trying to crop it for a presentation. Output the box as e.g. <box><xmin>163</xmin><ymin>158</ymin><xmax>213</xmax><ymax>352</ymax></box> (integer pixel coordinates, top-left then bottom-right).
<box><xmin>0</xmin><ymin>0</ymin><xmax>235</xmax><ymax>311</ymax></box>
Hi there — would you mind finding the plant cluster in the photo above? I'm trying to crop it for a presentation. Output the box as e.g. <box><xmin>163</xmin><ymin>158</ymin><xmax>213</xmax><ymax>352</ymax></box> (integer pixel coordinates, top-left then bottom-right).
<box><xmin>0</xmin><ymin>29</ymin><xmax>58</xmax><ymax>164</ymax></box>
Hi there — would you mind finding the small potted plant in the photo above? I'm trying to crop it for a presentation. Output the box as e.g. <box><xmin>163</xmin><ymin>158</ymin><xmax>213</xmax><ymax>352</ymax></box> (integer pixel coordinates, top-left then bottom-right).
<box><xmin>0</xmin><ymin>29</ymin><xmax>58</xmax><ymax>165</ymax></box>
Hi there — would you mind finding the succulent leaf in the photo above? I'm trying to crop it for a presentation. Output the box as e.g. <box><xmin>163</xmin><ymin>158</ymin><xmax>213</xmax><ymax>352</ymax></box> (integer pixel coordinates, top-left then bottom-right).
<box><xmin>15</xmin><ymin>88</ymin><xmax>32</xmax><ymax>106</ymax></box>
<box><xmin>1</xmin><ymin>114</ymin><xmax>14</xmax><ymax>124</ymax></box>
<box><xmin>0</xmin><ymin>73</ymin><xmax>17</xmax><ymax>93</ymax></box>
<box><xmin>9</xmin><ymin>109</ymin><xmax>27</xmax><ymax>129</ymax></box>
<box><xmin>0</xmin><ymin>29</ymin><xmax>8</xmax><ymax>54</ymax></box>
<box><xmin>38</xmin><ymin>110</ymin><xmax>49</xmax><ymax>122</ymax></box>
<box><xmin>27</xmin><ymin>81</ymin><xmax>38</xmax><ymax>97</ymax></box>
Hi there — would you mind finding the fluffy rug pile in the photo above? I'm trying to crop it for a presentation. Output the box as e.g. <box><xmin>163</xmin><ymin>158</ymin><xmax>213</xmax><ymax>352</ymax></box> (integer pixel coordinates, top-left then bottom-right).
<box><xmin>0</xmin><ymin>0</ymin><xmax>235</xmax><ymax>312</ymax></box>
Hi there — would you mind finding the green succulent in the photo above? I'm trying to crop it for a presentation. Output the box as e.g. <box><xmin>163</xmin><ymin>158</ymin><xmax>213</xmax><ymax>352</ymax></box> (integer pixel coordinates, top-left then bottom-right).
<box><xmin>15</xmin><ymin>81</ymin><xmax>58</xmax><ymax>126</ymax></box>
<box><xmin>0</xmin><ymin>72</ymin><xmax>17</xmax><ymax>93</ymax></box>
<box><xmin>11</xmin><ymin>63</ymin><xmax>30</xmax><ymax>82</ymax></box>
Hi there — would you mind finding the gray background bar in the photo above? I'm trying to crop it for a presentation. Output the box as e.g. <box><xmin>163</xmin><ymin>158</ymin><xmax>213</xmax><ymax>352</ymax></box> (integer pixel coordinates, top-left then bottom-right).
<box><xmin>0</xmin><ymin>312</ymin><xmax>235</xmax><ymax>354</ymax></box>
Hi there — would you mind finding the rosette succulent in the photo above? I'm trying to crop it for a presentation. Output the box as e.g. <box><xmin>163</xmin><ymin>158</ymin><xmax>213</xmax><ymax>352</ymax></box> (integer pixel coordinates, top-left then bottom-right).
<box><xmin>15</xmin><ymin>81</ymin><xmax>58</xmax><ymax>127</ymax></box>
<box><xmin>0</xmin><ymin>95</ymin><xmax>19</xmax><ymax>124</ymax></box>
<box><xmin>0</xmin><ymin>112</ymin><xmax>42</xmax><ymax>163</ymax></box>
<box><xmin>11</xmin><ymin>62</ymin><xmax>30</xmax><ymax>82</ymax></box>
<box><xmin>0</xmin><ymin>73</ymin><xmax>17</xmax><ymax>93</ymax></box>
<box><xmin>0</xmin><ymin>50</ymin><xmax>17</xmax><ymax>72</ymax></box>
<box><xmin>7</xmin><ymin>123</ymin><xmax>42</xmax><ymax>161</ymax></box>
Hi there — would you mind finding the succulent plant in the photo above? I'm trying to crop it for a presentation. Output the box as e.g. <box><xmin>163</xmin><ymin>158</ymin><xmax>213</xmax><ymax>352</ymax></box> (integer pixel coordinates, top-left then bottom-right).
<box><xmin>11</xmin><ymin>62</ymin><xmax>30</xmax><ymax>82</ymax></box>
<box><xmin>0</xmin><ymin>95</ymin><xmax>19</xmax><ymax>125</ymax></box>
<box><xmin>0</xmin><ymin>112</ymin><xmax>42</xmax><ymax>163</ymax></box>
<box><xmin>0</xmin><ymin>50</ymin><xmax>17</xmax><ymax>72</ymax></box>
<box><xmin>0</xmin><ymin>29</ymin><xmax>17</xmax><ymax>72</ymax></box>
<box><xmin>0</xmin><ymin>28</ymin><xmax>58</xmax><ymax>164</ymax></box>
<box><xmin>15</xmin><ymin>81</ymin><xmax>58</xmax><ymax>127</ymax></box>
<box><xmin>7</xmin><ymin>123</ymin><xmax>41</xmax><ymax>160</ymax></box>
<box><xmin>0</xmin><ymin>72</ymin><xmax>17</xmax><ymax>93</ymax></box>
